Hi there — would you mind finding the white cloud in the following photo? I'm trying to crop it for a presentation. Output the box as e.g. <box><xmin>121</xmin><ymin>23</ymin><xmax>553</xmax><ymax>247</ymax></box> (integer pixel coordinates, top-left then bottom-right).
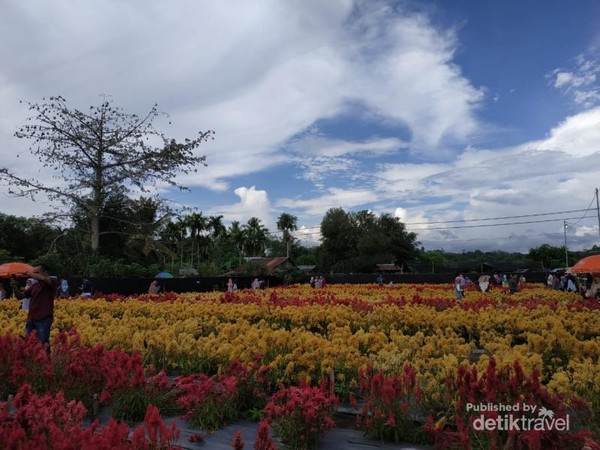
<box><xmin>344</xmin><ymin>3</ymin><xmax>484</xmax><ymax>151</ymax></box>
<box><xmin>210</xmin><ymin>186</ymin><xmax>273</xmax><ymax>228</ymax></box>
<box><xmin>294</xmin><ymin>156</ymin><xmax>357</xmax><ymax>188</ymax></box>
<box><xmin>375</xmin><ymin>163</ymin><xmax>449</xmax><ymax>196</ymax></box>
<box><xmin>574</xmin><ymin>224</ymin><xmax>599</xmax><ymax>237</ymax></box>
<box><xmin>295</xmin><ymin>225</ymin><xmax>321</xmax><ymax>247</ymax></box>
<box><xmin>549</xmin><ymin>51</ymin><xmax>600</xmax><ymax>108</ymax></box>
<box><xmin>391</xmin><ymin>108</ymin><xmax>600</xmax><ymax>251</ymax></box>
<box><xmin>276</xmin><ymin>187</ymin><xmax>377</xmax><ymax>216</ymax></box>
<box><xmin>288</xmin><ymin>135</ymin><xmax>406</xmax><ymax>158</ymax></box>
<box><xmin>273</xmin><ymin>106</ymin><xmax>600</xmax><ymax>252</ymax></box>
<box><xmin>0</xmin><ymin>0</ymin><xmax>483</xmax><ymax>195</ymax></box>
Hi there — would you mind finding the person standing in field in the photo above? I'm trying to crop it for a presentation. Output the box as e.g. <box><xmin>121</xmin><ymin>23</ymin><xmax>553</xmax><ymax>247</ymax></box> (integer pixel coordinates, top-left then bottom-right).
<box><xmin>454</xmin><ymin>273</ymin><xmax>465</xmax><ymax>300</ymax></box>
<box><xmin>148</xmin><ymin>279</ymin><xmax>161</xmax><ymax>294</ymax></box>
<box><xmin>508</xmin><ymin>274</ymin><xmax>518</xmax><ymax>294</ymax></box>
<box><xmin>547</xmin><ymin>273</ymin><xmax>554</xmax><ymax>289</ymax></box>
<box><xmin>11</xmin><ymin>264</ymin><xmax>59</xmax><ymax>356</ymax></box>
<box><xmin>80</xmin><ymin>278</ymin><xmax>93</xmax><ymax>297</ymax></box>
<box><xmin>478</xmin><ymin>274</ymin><xmax>490</xmax><ymax>292</ymax></box>
<box><xmin>59</xmin><ymin>278</ymin><xmax>70</xmax><ymax>298</ymax></box>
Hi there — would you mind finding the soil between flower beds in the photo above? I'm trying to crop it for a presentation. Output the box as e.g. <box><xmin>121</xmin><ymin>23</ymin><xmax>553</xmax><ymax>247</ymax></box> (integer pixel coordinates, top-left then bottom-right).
<box><xmin>85</xmin><ymin>405</ymin><xmax>433</xmax><ymax>450</ymax></box>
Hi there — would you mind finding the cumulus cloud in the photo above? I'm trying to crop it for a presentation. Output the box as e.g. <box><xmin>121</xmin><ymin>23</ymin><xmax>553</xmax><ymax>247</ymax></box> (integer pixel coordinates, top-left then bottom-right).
<box><xmin>295</xmin><ymin>225</ymin><xmax>322</xmax><ymax>247</ymax></box>
<box><xmin>382</xmin><ymin>108</ymin><xmax>600</xmax><ymax>251</ymax></box>
<box><xmin>549</xmin><ymin>51</ymin><xmax>600</xmax><ymax>108</ymax></box>
<box><xmin>0</xmin><ymin>0</ymin><xmax>483</xmax><ymax>194</ymax></box>
<box><xmin>210</xmin><ymin>186</ymin><xmax>273</xmax><ymax>228</ymax></box>
<box><xmin>339</xmin><ymin>3</ymin><xmax>484</xmax><ymax>152</ymax></box>
<box><xmin>279</xmin><ymin>106</ymin><xmax>600</xmax><ymax>252</ymax></box>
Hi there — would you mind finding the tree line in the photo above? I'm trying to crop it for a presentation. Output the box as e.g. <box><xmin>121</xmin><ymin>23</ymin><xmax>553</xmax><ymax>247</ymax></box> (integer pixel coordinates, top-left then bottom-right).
<box><xmin>1</xmin><ymin>206</ymin><xmax>595</xmax><ymax>278</ymax></box>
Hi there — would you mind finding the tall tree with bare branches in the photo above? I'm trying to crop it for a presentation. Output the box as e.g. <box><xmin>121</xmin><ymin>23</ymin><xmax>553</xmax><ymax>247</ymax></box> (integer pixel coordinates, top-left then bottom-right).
<box><xmin>0</xmin><ymin>96</ymin><xmax>214</xmax><ymax>254</ymax></box>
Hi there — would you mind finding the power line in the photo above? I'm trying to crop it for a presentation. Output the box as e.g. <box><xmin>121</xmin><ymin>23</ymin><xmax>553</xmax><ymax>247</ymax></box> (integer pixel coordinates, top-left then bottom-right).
<box><xmin>281</xmin><ymin>215</ymin><xmax>597</xmax><ymax>237</ymax></box>
<box><xmin>566</xmin><ymin>193</ymin><xmax>596</xmax><ymax>227</ymax></box>
<box><xmin>268</xmin><ymin>207</ymin><xmax>593</xmax><ymax>237</ymax></box>
<box><xmin>404</xmin><ymin>208</ymin><xmax>590</xmax><ymax>225</ymax></box>
<box><xmin>411</xmin><ymin>215</ymin><xmax>594</xmax><ymax>231</ymax></box>
<box><xmin>422</xmin><ymin>224</ymin><xmax>600</xmax><ymax>244</ymax></box>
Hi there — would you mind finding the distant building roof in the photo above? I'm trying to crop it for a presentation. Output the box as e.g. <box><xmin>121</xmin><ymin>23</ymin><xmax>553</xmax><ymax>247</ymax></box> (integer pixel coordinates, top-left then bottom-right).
<box><xmin>376</xmin><ymin>264</ymin><xmax>403</xmax><ymax>273</ymax></box>
<box><xmin>225</xmin><ymin>257</ymin><xmax>296</xmax><ymax>276</ymax></box>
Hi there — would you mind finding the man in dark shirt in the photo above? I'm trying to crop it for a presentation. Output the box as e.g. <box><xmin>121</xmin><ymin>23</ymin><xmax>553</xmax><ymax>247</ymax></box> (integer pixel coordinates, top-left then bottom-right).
<box><xmin>11</xmin><ymin>264</ymin><xmax>59</xmax><ymax>355</ymax></box>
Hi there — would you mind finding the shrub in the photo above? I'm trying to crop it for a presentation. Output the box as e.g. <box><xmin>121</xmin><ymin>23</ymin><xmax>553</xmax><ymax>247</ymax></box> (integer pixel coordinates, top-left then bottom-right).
<box><xmin>263</xmin><ymin>381</ymin><xmax>336</xmax><ymax>450</ymax></box>
<box><xmin>357</xmin><ymin>363</ymin><xmax>427</xmax><ymax>443</ymax></box>
<box><xmin>176</xmin><ymin>373</ymin><xmax>239</xmax><ymax>432</ymax></box>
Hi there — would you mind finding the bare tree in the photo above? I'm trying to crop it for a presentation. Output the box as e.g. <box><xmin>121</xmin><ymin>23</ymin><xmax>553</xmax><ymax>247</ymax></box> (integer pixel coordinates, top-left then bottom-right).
<box><xmin>0</xmin><ymin>96</ymin><xmax>214</xmax><ymax>254</ymax></box>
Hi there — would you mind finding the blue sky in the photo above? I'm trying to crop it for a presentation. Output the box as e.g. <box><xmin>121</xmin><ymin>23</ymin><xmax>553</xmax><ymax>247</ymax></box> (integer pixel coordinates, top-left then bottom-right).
<box><xmin>1</xmin><ymin>0</ymin><xmax>600</xmax><ymax>253</ymax></box>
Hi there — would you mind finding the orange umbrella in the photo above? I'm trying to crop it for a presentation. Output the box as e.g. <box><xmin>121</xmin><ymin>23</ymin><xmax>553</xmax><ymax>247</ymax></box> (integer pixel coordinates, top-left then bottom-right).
<box><xmin>0</xmin><ymin>262</ymin><xmax>34</xmax><ymax>278</ymax></box>
<box><xmin>567</xmin><ymin>255</ymin><xmax>600</xmax><ymax>274</ymax></box>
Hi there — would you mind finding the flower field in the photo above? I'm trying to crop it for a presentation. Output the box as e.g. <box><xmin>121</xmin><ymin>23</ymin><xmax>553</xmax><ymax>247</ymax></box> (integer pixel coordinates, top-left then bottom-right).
<box><xmin>1</xmin><ymin>283</ymin><xmax>599</xmax><ymax>449</ymax></box>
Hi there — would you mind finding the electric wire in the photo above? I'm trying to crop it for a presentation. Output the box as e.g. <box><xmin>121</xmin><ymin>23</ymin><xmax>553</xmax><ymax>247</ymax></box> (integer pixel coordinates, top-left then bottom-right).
<box><xmin>274</xmin><ymin>215</ymin><xmax>596</xmax><ymax>237</ymax></box>
<box><xmin>267</xmin><ymin>207</ymin><xmax>593</xmax><ymax>237</ymax></box>
<box><xmin>566</xmin><ymin>194</ymin><xmax>596</xmax><ymax>227</ymax></box>
<box><xmin>411</xmin><ymin>216</ymin><xmax>592</xmax><ymax>231</ymax></box>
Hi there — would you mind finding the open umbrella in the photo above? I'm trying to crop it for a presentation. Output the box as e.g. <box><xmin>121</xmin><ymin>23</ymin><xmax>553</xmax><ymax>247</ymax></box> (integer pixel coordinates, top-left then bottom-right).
<box><xmin>0</xmin><ymin>262</ymin><xmax>34</xmax><ymax>278</ymax></box>
<box><xmin>155</xmin><ymin>272</ymin><xmax>174</xmax><ymax>279</ymax></box>
<box><xmin>567</xmin><ymin>255</ymin><xmax>600</xmax><ymax>274</ymax></box>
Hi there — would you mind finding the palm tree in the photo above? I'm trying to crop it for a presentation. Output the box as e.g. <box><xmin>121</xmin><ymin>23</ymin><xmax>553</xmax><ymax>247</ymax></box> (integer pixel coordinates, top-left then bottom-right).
<box><xmin>202</xmin><ymin>214</ymin><xmax>226</xmax><ymax>263</ymax></box>
<box><xmin>165</xmin><ymin>218</ymin><xmax>189</xmax><ymax>269</ymax></box>
<box><xmin>208</xmin><ymin>215</ymin><xmax>226</xmax><ymax>239</ymax></box>
<box><xmin>160</xmin><ymin>221</ymin><xmax>184</xmax><ymax>272</ymax></box>
<box><xmin>228</xmin><ymin>221</ymin><xmax>246</xmax><ymax>266</ymax></box>
<box><xmin>185</xmin><ymin>212</ymin><xmax>207</xmax><ymax>266</ymax></box>
<box><xmin>276</xmin><ymin>213</ymin><xmax>298</xmax><ymax>258</ymax></box>
<box><xmin>243</xmin><ymin>217</ymin><xmax>268</xmax><ymax>257</ymax></box>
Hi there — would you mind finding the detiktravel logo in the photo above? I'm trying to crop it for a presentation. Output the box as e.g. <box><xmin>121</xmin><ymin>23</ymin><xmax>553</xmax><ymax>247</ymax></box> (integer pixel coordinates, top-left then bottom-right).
<box><xmin>466</xmin><ymin>402</ymin><xmax>570</xmax><ymax>432</ymax></box>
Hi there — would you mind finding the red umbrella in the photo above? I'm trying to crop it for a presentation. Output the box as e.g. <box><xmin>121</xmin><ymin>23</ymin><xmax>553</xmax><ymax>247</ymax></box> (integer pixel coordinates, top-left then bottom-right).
<box><xmin>0</xmin><ymin>262</ymin><xmax>34</xmax><ymax>278</ymax></box>
<box><xmin>567</xmin><ymin>255</ymin><xmax>600</xmax><ymax>274</ymax></box>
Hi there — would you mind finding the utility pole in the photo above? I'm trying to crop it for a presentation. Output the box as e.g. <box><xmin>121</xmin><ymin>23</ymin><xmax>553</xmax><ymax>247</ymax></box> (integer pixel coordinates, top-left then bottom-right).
<box><xmin>596</xmin><ymin>188</ymin><xmax>600</xmax><ymax>239</ymax></box>
<box><xmin>563</xmin><ymin>220</ymin><xmax>569</xmax><ymax>267</ymax></box>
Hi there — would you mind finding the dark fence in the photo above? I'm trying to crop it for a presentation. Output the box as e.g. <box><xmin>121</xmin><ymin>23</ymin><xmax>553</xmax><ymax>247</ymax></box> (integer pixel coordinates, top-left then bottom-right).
<box><xmin>55</xmin><ymin>271</ymin><xmax>550</xmax><ymax>296</ymax></box>
<box><xmin>63</xmin><ymin>276</ymin><xmax>284</xmax><ymax>296</ymax></box>
<box><xmin>320</xmin><ymin>272</ymin><xmax>548</xmax><ymax>285</ymax></box>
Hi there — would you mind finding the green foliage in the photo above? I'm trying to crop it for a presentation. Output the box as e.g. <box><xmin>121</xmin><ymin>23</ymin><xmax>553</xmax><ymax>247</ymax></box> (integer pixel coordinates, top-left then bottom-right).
<box><xmin>277</xmin><ymin>213</ymin><xmax>298</xmax><ymax>258</ymax></box>
<box><xmin>0</xmin><ymin>213</ymin><xmax>59</xmax><ymax>261</ymax></box>
<box><xmin>31</xmin><ymin>253</ymin><xmax>64</xmax><ymax>276</ymax></box>
<box><xmin>3</xmin><ymin>201</ymin><xmax>596</xmax><ymax>279</ymax></box>
<box><xmin>294</xmin><ymin>247</ymin><xmax>318</xmax><ymax>265</ymax></box>
<box><xmin>243</xmin><ymin>217</ymin><xmax>268</xmax><ymax>257</ymax></box>
<box><xmin>195</xmin><ymin>262</ymin><xmax>222</xmax><ymax>277</ymax></box>
<box><xmin>111</xmin><ymin>384</ymin><xmax>181</xmax><ymax>424</ymax></box>
<box><xmin>0</xmin><ymin>248</ymin><xmax>16</xmax><ymax>263</ymax></box>
<box><xmin>319</xmin><ymin>208</ymin><xmax>419</xmax><ymax>273</ymax></box>
<box><xmin>528</xmin><ymin>243</ymin><xmax>569</xmax><ymax>270</ymax></box>
<box><xmin>88</xmin><ymin>258</ymin><xmax>160</xmax><ymax>277</ymax></box>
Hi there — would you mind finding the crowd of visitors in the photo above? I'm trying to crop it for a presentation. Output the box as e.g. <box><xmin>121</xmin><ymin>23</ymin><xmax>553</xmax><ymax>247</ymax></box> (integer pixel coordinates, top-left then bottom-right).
<box><xmin>309</xmin><ymin>275</ymin><xmax>326</xmax><ymax>288</ymax></box>
<box><xmin>453</xmin><ymin>272</ymin><xmax>529</xmax><ymax>299</ymax></box>
<box><xmin>451</xmin><ymin>270</ymin><xmax>599</xmax><ymax>300</ymax></box>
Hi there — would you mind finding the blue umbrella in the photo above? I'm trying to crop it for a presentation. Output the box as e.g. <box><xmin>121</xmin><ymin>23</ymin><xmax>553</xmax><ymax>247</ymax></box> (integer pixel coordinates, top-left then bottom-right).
<box><xmin>155</xmin><ymin>272</ymin><xmax>174</xmax><ymax>279</ymax></box>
